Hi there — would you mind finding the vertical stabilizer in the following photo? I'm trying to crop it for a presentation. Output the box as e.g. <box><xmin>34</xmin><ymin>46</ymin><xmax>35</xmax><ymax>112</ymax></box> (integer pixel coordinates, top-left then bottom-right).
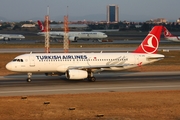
<box><xmin>133</xmin><ymin>26</ymin><xmax>163</xmax><ymax>54</ymax></box>
<box><xmin>37</xmin><ymin>20</ymin><xmax>46</xmax><ymax>32</ymax></box>
<box><xmin>163</xmin><ymin>27</ymin><xmax>174</xmax><ymax>37</ymax></box>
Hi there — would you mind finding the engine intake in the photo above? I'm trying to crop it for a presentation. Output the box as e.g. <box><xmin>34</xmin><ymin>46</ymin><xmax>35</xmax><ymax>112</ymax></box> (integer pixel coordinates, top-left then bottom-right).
<box><xmin>69</xmin><ymin>36</ymin><xmax>78</xmax><ymax>42</ymax></box>
<box><xmin>65</xmin><ymin>69</ymin><xmax>88</xmax><ymax>80</ymax></box>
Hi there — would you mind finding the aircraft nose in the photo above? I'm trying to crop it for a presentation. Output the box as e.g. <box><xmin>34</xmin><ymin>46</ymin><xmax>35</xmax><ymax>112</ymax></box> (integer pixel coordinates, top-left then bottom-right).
<box><xmin>104</xmin><ymin>35</ymin><xmax>107</xmax><ymax>38</ymax></box>
<box><xmin>6</xmin><ymin>63</ymin><xmax>12</xmax><ymax>71</ymax></box>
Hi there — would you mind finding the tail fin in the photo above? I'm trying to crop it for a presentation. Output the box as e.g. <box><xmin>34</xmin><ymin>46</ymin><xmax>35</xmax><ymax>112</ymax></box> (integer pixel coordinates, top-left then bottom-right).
<box><xmin>133</xmin><ymin>26</ymin><xmax>163</xmax><ymax>54</ymax></box>
<box><xmin>163</xmin><ymin>27</ymin><xmax>174</xmax><ymax>37</ymax></box>
<box><xmin>37</xmin><ymin>20</ymin><xmax>45</xmax><ymax>32</ymax></box>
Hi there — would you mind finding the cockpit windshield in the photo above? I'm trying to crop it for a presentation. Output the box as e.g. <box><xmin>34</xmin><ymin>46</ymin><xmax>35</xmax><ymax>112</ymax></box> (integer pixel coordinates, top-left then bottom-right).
<box><xmin>12</xmin><ymin>59</ymin><xmax>23</xmax><ymax>62</ymax></box>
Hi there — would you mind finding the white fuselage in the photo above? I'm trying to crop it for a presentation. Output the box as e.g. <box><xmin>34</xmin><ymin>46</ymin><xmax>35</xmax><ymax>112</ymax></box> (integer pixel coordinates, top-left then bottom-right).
<box><xmin>37</xmin><ymin>31</ymin><xmax>108</xmax><ymax>41</ymax></box>
<box><xmin>6</xmin><ymin>53</ymin><xmax>164</xmax><ymax>73</ymax></box>
<box><xmin>0</xmin><ymin>34</ymin><xmax>25</xmax><ymax>40</ymax></box>
<box><xmin>165</xmin><ymin>36</ymin><xmax>180</xmax><ymax>42</ymax></box>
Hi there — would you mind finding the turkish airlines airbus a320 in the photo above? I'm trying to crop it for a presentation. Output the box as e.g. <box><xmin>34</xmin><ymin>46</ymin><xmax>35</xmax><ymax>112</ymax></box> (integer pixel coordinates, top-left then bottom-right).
<box><xmin>6</xmin><ymin>26</ymin><xmax>164</xmax><ymax>82</ymax></box>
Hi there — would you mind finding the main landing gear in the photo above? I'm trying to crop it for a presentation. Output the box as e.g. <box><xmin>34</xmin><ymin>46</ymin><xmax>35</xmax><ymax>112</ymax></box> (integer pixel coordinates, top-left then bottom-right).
<box><xmin>87</xmin><ymin>71</ymin><xmax>96</xmax><ymax>82</ymax></box>
<box><xmin>88</xmin><ymin>76</ymin><xmax>96</xmax><ymax>82</ymax></box>
<box><xmin>26</xmin><ymin>73</ymin><xmax>32</xmax><ymax>82</ymax></box>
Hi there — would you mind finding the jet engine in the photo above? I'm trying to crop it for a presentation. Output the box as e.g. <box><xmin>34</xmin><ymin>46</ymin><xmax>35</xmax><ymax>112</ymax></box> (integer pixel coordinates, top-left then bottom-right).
<box><xmin>69</xmin><ymin>36</ymin><xmax>78</xmax><ymax>42</ymax></box>
<box><xmin>65</xmin><ymin>69</ymin><xmax>88</xmax><ymax>80</ymax></box>
<box><xmin>4</xmin><ymin>37</ymin><xmax>10</xmax><ymax>41</ymax></box>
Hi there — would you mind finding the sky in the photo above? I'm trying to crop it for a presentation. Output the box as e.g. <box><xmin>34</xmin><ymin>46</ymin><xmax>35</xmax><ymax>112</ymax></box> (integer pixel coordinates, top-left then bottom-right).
<box><xmin>0</xmin><ymin>0</ymin><xmax>179</xmax><ymax>22</ymax></box>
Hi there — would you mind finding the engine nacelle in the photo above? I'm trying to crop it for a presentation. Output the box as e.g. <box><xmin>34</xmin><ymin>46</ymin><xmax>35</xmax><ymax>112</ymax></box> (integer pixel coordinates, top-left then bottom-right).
<box><xmin>69</xmin><ymin>36</ymin><xmax>78</xmax><ymax>42</ymax></box>
<box><xmin>65</xmin><ymin>69</ymin><xmax>88</xmax><ymax>80</ymax></box>
<box><xmin>4</xmin><ymin>37</ymin><xmax>10</xmax><ymax>41</ymax></box>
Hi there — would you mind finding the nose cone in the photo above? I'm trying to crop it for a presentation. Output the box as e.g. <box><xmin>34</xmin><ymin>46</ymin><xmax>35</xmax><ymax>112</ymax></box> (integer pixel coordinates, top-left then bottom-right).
<box><xmin>6</xmin><ymin>62</ymin><xmax>12</xmax><ymax>71</ymax></box>
<box><xmin>104</xmin><ymin>35</ymin><xmax>108</xmax><ymax>38</ymax></box>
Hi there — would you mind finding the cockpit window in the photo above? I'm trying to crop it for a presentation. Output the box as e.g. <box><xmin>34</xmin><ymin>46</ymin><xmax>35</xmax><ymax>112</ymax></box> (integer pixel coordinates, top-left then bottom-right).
<box><xmin>12</xmin><ymin>59</ymin><xmax>24</xmax><ymax>62</ymax></box>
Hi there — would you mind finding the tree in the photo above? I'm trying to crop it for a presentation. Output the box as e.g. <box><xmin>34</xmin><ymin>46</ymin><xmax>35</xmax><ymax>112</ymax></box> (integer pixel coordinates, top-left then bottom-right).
<box><xmin>141</xmin><ymin>23</ymin><xmax>150</xmax><ymax>31</ymax></box>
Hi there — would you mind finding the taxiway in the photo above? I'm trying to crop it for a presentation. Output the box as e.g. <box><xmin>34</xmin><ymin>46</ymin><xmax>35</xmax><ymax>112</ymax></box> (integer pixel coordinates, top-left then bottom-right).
<box><xmin>0</xmin><ymin>71</ymin><xmax>180</xmax><ymax>96</ymax></box>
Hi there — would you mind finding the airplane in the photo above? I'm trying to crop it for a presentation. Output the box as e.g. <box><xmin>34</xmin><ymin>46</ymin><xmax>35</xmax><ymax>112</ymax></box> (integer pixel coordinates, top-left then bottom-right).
<box><xmin>37</xmin><ymin>20</ymin><xmax>108</xmax><ymax>42</ymax></box>
<box><xmin>0</xmin><ymin>34</ymin><xmax>25</xmax><ymax>41</ymax></box>
<box><xmin>163</xmin><ymin>27</ymin><xmax>180</xmax><ymax>42</ymax></box>
<box><xmin>6</xmin><ymin>26</ymin><xmax>164</xmax><ymax>82</ymax></box>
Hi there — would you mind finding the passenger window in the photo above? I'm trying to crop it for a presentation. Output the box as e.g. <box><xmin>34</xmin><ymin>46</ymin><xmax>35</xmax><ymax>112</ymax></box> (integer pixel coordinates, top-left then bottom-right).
<box><xmin>13</xmin><ymin>59</ymin><xmax>17</xmax><ymax>62</ymax></box>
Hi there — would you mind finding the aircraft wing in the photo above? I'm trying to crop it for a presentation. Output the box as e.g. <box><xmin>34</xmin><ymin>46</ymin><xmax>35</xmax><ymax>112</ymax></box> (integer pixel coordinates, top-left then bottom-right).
<box><xmin>68</xmin><ymin>64</ymin><xmax>134</xmax><ymax>70</ymax></box>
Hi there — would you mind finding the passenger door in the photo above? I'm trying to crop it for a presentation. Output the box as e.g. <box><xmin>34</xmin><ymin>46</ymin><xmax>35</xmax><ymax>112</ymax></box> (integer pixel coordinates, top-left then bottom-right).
<box><xmin>29</xmin><ymin>55</ymin><xmax>35</xmax><ymax>67</ymax></box>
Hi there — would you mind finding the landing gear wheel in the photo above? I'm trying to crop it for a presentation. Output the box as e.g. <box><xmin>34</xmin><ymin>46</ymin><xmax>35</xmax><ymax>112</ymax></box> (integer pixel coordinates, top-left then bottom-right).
<box><xmin>88</xmin><ymin>77</ymin><xmax>96</xmax><ymax>82</ymax></box>
<box><xmin>27</xmin><ymin>78</ymin><xmax>31</xmax><ymax>82</ymax></box>
<box><xmin>27</xmin><ymin>73</ymin><xmax>32</xmax><ymax>82</ymax></box>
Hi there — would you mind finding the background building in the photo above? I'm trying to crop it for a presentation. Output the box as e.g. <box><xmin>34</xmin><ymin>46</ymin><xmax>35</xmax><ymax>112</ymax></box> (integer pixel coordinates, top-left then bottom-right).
<box><xmin>107</xmin><ymin>4</ymin><xmax>119</xmax><ymax>23</ymax></box>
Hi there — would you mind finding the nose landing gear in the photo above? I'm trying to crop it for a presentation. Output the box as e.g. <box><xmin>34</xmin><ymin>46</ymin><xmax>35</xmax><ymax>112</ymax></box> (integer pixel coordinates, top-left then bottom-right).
<box><xmin>26</xmin><ymin>73</ymin><xmax>32</xmax><ymax>82</ymax></box>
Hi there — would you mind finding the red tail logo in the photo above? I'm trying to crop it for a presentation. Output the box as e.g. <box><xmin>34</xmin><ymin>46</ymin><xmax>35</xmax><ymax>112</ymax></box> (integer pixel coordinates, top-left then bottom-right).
<box><xmin>37</xmin><ymin>20</ymin><xmax>45</xmax><ymax>32</ymax></box>
<box><xmin>163</xmin><ymin>27</ymin><xmax>173</xmax><ymax>37</ymax></box>
<box><xmin>141</xmin><ymin>34</ymin><xmax>159</xmax><ymax>53</ymax></box>
<box><xmin>134</xmin><ymin>26</ymin><xmax>163</xmax><ymax>54</ymax></box>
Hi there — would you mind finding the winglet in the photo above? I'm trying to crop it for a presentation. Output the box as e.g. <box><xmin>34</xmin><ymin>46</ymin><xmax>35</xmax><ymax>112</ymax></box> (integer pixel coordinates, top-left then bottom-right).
<box><xmin>133</xmin><ymin>26</ymin><xmax>163</xmax><ymax>54</ymax></box>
